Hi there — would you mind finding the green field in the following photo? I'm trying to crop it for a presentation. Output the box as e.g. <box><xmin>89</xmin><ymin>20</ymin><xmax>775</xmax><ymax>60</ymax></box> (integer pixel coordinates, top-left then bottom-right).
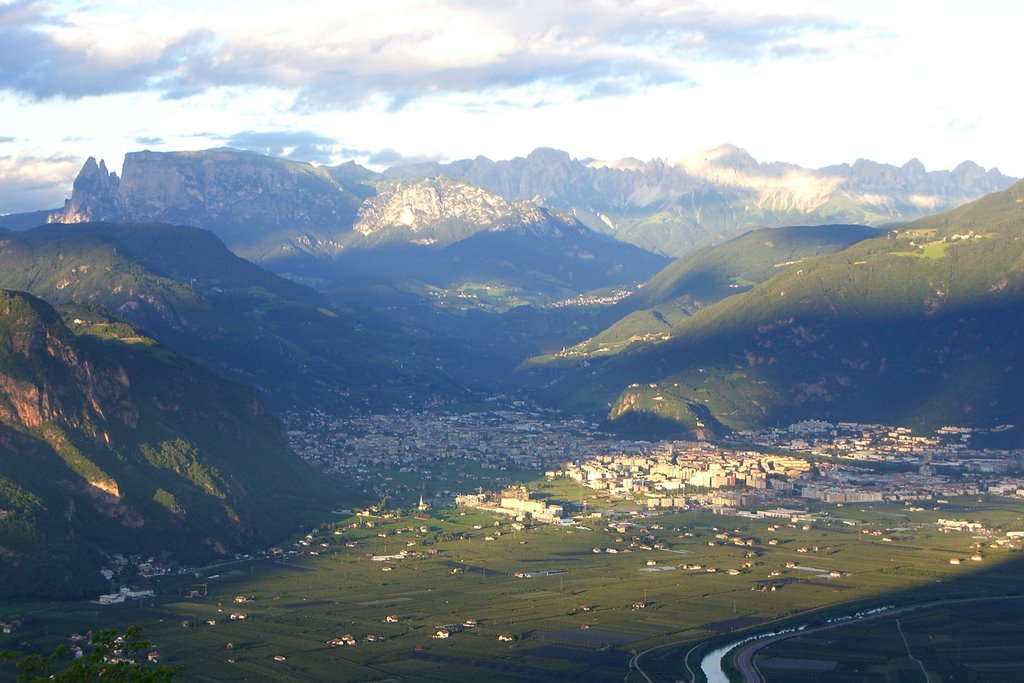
<box><xmin>3</xmin><ymin>489</ymin><xmax>1024</xmax><ymax>682</ymax></box>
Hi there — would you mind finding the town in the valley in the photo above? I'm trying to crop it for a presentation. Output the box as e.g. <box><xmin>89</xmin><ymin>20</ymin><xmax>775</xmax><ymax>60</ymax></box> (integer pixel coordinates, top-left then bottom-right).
<box><xmin>283</xmin><ymin>403</ymin><xmax>1024</xmax><ymax>516</ymax></box>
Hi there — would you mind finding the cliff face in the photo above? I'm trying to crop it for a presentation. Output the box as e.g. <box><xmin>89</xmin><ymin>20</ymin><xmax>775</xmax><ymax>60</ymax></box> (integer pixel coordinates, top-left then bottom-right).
<box><xmin>0</xmin><ymin>291</ymin><xmax>136</xmax><ymax>435</ymax></box>
<box><xmin>115</xmin><ymin>149</ymin><xmax>361</xmax><ymax>234</ymax></box>
<box><xmin>49</xmin><ymin>148</ymin><xmax>364</xmax><ymax>260</ymax></box>
<box><xmin>353</xmin><ymin>177</ymin><xmax>545</xmax><ymax>245</ymax></box>
<box><xmin>0</xmin><ymin>289</ymin><xmax>321</xmax><ymax>598</ymax></box>
<box><xmin>54</xmin><ymin>157</ymin><xmax>120</xmax><ymax>223</ymax></box>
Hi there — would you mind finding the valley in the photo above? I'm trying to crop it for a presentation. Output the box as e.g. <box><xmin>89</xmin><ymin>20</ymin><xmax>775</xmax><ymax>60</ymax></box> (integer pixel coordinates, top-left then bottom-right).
<box><xmin>3</xmin><ymin>0</ymin><xmax>1023</xmax><ymax>678</ymax></box>
<box><xmin>1</xmin><ymin>146</ymin><xmax>1023</xmax><ymax>681</ymax></box>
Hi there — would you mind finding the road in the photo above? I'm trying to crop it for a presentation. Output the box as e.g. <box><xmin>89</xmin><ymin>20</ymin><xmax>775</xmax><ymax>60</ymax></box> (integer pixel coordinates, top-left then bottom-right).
<box><xmin>733</xmin><ymin>595</ymin><xmax>1024</xmax><ymax>683</ymax></box>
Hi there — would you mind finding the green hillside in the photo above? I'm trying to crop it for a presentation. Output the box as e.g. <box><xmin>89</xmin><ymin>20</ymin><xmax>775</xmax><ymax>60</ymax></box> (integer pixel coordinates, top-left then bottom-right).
<box><xmin>534</xmin><ymin>181</ymin><xmax>1024</xmax><ymax>440</ymax></box>
<box><xmin>0</xmin><ymin>290</ymin><xmax>328</xmax><ymax>598</ymax></box>
<box><xmin>564</xmin><ymin>224</ymin><xmax>878</xmax><ymax>355</ymax></box>
<box><xmin>626</xmin><ymin>224</ymin><xmax>879</xmax><ymax>311</ymax></box>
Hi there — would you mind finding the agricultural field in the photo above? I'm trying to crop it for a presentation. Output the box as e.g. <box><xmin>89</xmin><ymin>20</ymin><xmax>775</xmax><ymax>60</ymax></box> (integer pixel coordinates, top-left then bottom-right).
<box><xmin>2</xmin><ymin>489</ymin><xmax>1024</xmax><ymax>682</ymax></box>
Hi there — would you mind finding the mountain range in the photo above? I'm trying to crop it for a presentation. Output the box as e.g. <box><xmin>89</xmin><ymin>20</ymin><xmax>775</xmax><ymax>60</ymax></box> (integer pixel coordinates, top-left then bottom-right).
<box><xmin>15</xmin><ymin>145</ymin><xmax>1011</xmax><ymax>267</ymax></box>
<box><xmin>384</xmin><ymin>145</ymin><xmax>1015</xmax><ymax>255</ymax></box>
<box><xmin>34</xmin><ymin>149</ymin><xmax>665</xmax><ymax>301</ymax></box>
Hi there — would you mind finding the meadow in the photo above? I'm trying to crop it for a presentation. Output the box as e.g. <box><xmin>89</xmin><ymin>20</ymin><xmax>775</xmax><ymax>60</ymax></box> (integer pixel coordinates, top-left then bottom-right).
<box><xmin>2</xmin><ymin>486</ymin><xmax>1023</xmax><ymax>682</ymax></box>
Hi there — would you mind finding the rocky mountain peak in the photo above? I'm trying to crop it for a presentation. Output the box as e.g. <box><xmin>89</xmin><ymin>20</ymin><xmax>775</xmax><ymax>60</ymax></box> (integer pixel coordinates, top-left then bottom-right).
<box><xmin>353</xmin><ymin>177</ymin><xmax>543</xmax><ymax>244</ymax></box>
<box><xmin>902</xmin><ymin>157</ymin><xmax>927</xmax><ymax>175</ymax></box>
<box><xmin>50</xmin><ymin>157</ymin><xmax>120</xmax><ymax>224</ymax></box>
<box><xmin>706</xmin><ymin>143</ymin><xmax>756</xmax><ymax>166</ymax></box>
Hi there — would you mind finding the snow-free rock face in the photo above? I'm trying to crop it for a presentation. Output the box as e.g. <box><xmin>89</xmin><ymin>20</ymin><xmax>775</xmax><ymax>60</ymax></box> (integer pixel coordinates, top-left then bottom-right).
<box><xmin>353</xmin><ymin>177</ymin><xmax>545</xmax><ymax>245</ymax></box>
<box><xmin>0</xmin><ymin>290</ymin><xmax>136</xmax><ymax>436</ymax></box>
<box><xmin>114</xmin><ymin>149</ymin><xmax>360</xmax><ymax>234</ymax></box>
<box><xmin>54</xmin><ymin>157</ymin><xmax>121</xmax><ymax>224</ymax></box>
<box><xmin>338</xmin><ymin>175</ymin><xmax>670</xmax><ymax>295</ymax></box>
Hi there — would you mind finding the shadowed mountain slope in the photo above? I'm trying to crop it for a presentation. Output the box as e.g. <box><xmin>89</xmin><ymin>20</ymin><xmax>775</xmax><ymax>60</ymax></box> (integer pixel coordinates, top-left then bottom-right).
<box><xmin>0</xmin><ymin>290</ymin><xmax>327</xmax><ymax>597</ymax></box>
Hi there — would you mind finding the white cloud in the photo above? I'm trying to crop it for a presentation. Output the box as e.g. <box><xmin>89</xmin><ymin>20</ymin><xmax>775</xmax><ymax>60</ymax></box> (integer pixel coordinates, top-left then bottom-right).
<box><xmin>2</xmin><ymin>0</ymin><xmax>846</xmax><ymax>103</ymax></box>
<box><xmin>0</xmin><ymin>0</ymin><xmax>1020</xmax><ymax>209</ymax></box>
<box><xmin>0</xmin><ymin>152</ymin><xmax>81</xmax><ymax>213</ymax></box>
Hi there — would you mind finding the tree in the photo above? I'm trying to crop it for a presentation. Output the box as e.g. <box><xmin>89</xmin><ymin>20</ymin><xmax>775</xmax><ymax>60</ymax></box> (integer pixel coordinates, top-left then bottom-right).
<box><xmin>2</xmin><ymin>626</ymin><xmax>182</xmax><ymax>681</ymax></box>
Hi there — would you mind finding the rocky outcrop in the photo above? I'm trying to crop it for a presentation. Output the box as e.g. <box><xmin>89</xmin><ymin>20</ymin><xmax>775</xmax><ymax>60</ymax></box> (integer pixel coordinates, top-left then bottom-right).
<box><xmin>352</xmin><ymin>177</ymin><xmax>545</xmax><ymax>245</ymax></box>
<box><xmin>115</xmin><ymin>149</ymin><xmax>360</xmax><ymax>234</ymax></box>
<box><xmin>52</xmin><ymin>157</ymin><xmax>120</xmax><ymax>223</ymax></box>
<box><xmin>0</xmin><ymin>290</ymin><xmax>137</xmax><ymax>436</ymax></box>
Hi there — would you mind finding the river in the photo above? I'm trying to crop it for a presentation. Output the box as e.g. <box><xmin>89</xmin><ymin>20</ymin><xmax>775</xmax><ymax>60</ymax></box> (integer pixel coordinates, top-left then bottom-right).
<box><xmin>698</xmin><ymin>641</ymin><xmax>736</xmax><ymax>683</ymax></box>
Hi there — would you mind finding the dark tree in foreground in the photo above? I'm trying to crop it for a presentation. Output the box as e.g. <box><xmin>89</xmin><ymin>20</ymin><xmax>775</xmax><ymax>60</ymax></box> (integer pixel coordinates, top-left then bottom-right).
<box><xmin>2</xmin><ymin>626</ymin><xmax>182</xmax><ymax>681</ymax></box>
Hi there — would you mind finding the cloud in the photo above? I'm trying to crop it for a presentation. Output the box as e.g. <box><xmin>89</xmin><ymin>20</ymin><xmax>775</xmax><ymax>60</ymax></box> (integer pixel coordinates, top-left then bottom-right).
<box><xmin>223</xmin><ymin>130</ymin><xmax>340</xmax><ymax>163</ymax></box>
<box><xmin>0</xmin><ymin>153</ymin><xmax>80</xmax><ymax>213</ymax></box>
<box><xmin>363</xmin><ymin>148</ymin><xmax>442</xmax><ymax>168</ymax></box>
<box><xmin>135</xmin><ymin>136</ymin><xmax>166</xmax><ymax>146</ymax></box>
<box><xmin>291</xmin><ymin>52</ymin><xmax>690</xmax><ymax>112</ymax></box>
<box><xmin>0</xmin><ymin>136</ymin><xmax>15</xmax><ymax>143</ymax></box>
<box><xmin>0</xmin><ymin>1</ymin><xmax>853</xmax><ymax>110</ymax></box>
<box><xmin>0</xmin><ymin>2</ymin><xmax>221</xmax><ymax>99</ymax></box>
<box><xmin>0</xmin><ymin>0</ymin><xmax>43</xmax><ymax>28</ymax></box>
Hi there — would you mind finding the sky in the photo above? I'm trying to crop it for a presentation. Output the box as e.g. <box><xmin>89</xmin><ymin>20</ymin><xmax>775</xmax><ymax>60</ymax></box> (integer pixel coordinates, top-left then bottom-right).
<box><xmin>1</xmin><ymin>0</ymin><xmax>1021</xmax><ymax>213</ymax></box>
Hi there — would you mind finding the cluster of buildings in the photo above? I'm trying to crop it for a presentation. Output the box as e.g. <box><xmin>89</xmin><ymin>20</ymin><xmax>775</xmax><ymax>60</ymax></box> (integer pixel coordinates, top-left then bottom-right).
<box><xmin>730</xmin><ymin>420</ymin><xmax>1019</xmax><ymax>465</ymax></box>
<box><xmin>557</xmin><ymin>445</ymin><xmax>815</xmax><ymax>509</ymax></box>
<box><xmin>283</xmin><ymin>406</ymin><xmax>653</xmax><ymax>503</ymax></box>
<box><xmin>554</xmin><ymin>420</ymin><xmax>1024</xmax><ymax>509</ymax></box>
<box><xmin>456</xmin><ymin>485</ymin><xmax>566</xmax><ymax>523</ymax></box>
<box><xmin>558</xmin><ymin>443</ymin><xmax>811</xmax><ymax>496</ymax></box>
<box><xmin>544</xmin><ymin>288</ymin><xmax>633</xmax><ymax>309</ymax></box>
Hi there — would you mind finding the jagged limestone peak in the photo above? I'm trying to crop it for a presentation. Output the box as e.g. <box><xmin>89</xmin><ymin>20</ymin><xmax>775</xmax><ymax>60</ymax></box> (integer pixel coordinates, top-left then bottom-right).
<box><xmin>353</xmin><ymin>176</ymin><xmax>544</xmax><ymax>242</ymax></box>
